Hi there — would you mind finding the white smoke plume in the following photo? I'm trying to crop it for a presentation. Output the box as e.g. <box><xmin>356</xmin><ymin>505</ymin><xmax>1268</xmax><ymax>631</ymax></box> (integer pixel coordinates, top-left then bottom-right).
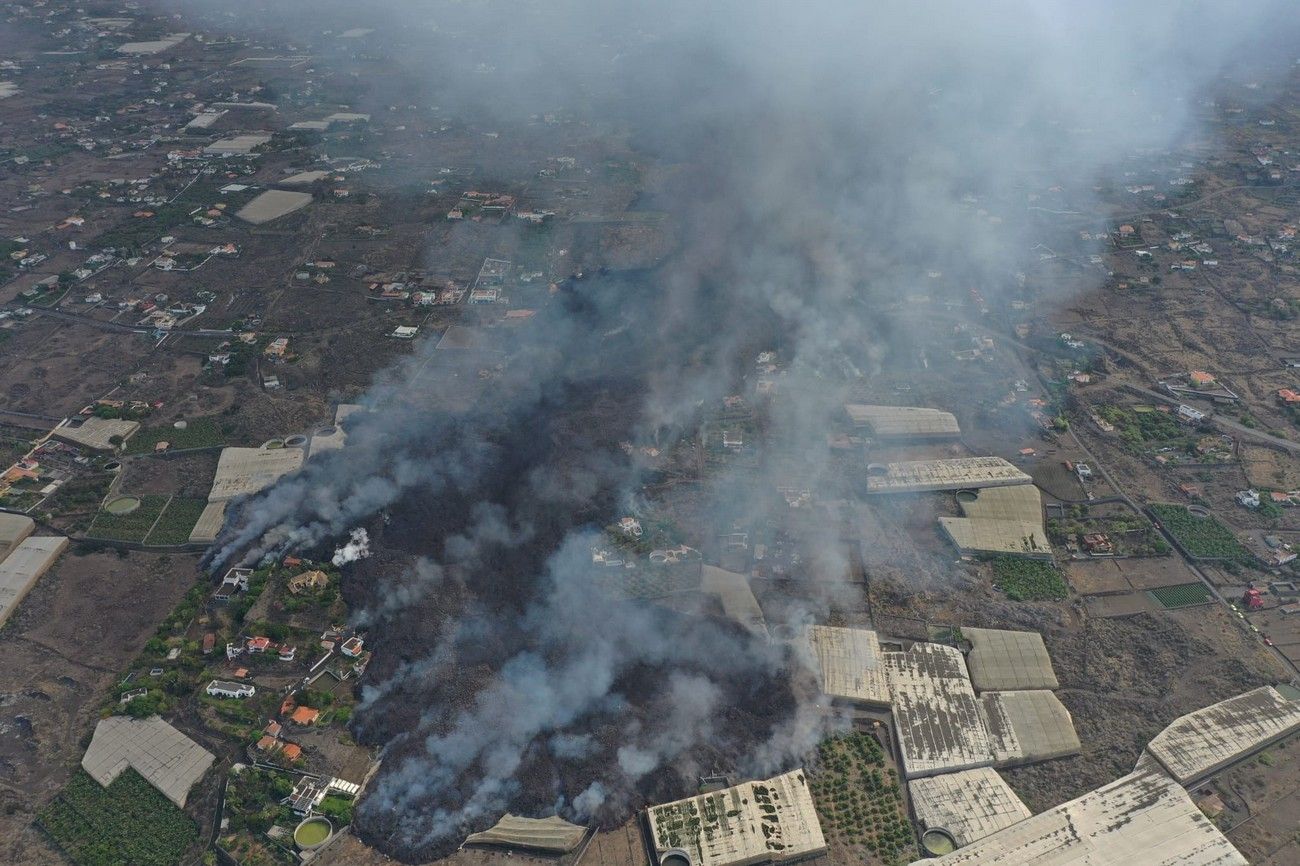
<box><xmin>331</xmin><ymin>527</ymin><xmax>372</xmax><ymax>567</ymax></box>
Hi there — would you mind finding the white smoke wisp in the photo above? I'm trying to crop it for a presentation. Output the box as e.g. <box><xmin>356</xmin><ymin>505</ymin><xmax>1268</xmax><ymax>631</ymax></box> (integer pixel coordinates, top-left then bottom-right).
<box><xmin>332</xmin><ymin>527</ymin><xmax>372</xmax><ymax>567</ymax></box>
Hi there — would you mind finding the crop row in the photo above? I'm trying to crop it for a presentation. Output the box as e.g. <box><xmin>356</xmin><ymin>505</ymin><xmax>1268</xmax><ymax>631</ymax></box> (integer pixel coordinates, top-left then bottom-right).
<box><xmin>38</xmin><ymin>770</ymin><xmax>198</xmax><ymax>866</ymax></box>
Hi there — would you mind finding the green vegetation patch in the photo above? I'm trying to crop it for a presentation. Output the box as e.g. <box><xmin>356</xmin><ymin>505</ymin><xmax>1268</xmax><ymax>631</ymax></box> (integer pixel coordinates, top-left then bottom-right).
<box><xmin>125</xmin><ymin>417</ymin><xmax>226</xmax><ymax>454</ymax></box>
<box><xmin>38</xmin><ymin>769</ymin><xmax>199</xmax><ymax>866</ymax></box>
<box><xmin>990</xmin><ymin>556</ymin><xmax>1068</xmax><ymax>601</ymax></box>
<box><xmin>220</xmin><ymin>767</ymin><xmax>299</xmax><ymax>866</ymax></box>
<box><xmin>86</xmin><ymin>494</ymin><xmax>169</xmax><ymax>542</ymax></box>
<box><xmin>1149</xmin><ymin>504</ymin><xmax>1251</xmax><ymax>563</ymax></box>
<box><xmin>1096</xmin><ymin>404</ymin><xmax>1188</xmax><ymax>447</ymax></box>
<box><xmin>1148</xmin><ymin>582</ymin><xmax>1213</xmax><ymax>610</ymax></box>
<box><xmin>809</xmin><ymin>731</ymin><xmax>914</xmax><ymax>864</ymax></box>
<box><xmin>143</xmin><ymin>498</ymin><xmax>208</xmax><ymax>546</ymax></box>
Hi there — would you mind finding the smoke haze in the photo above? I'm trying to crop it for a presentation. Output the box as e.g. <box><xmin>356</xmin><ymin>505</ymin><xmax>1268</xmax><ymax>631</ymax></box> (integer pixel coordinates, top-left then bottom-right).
<box><xmin>184</xmin><ymin>0</ymin><xmax>1297</xmax><ymax>858</ymax></box>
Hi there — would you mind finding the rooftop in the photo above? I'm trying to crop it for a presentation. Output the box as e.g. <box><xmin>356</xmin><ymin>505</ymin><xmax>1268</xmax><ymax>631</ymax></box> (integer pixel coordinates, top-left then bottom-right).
<box><xmin>957</xmin><ymin>484</ymin><xmax>1044</xmax><ymax>525</ymax></box>
<box><xmin>0</xmin><ymin>535</ymin><xmax>69</xmax><ymax>627</ymax></box>
<box><xmin>884</xmin><ymin>643</ymin><xmax>993</xmax><ymax>779</ymax></box>
<box><xmin>963</xmin><ymin>627</ymin><xmax>1060</xmax><ymax>692</ymax></box>
<box><xmin>843</xmin><ymin>404</ymin><xmax>961</xmax><ymax>438</ymax></box>
<box><xmin>81</xmin><ymin>716</ymin><xmax>214</xmax><ymax>808</ymax></box>
<box><xmin>908</xmin><ymin>767</ymin><xmax>1031</xmax><ymax>847</ymax></box>
<box><xmin>53</xmin><ymin>416</ymin><xmax>140</xmax><ymax>451</ymax></box>
<box><xmin>1145</xmin><ymin>685</ymin><xmax>1300</xmax><ymax>785</ymax></box>
<box><xmin>938</xmin><ymin>517</ymin><xmax>1052</xmax><ymax>558</ymax></box>
<box><xmin>979</xmin><ymin>690</ymin><xmax>1081</xmax><ymax>765</ymax></box>
<box><xmin>188</xmin><ymin>501</ymin><xmax>227</xmax><ymax>543</ymax></box>
<box><xmin>203</xmin><ymin>133</ymin><xmax>271</xmax><ymax>156</ymax></box>
<box><xmin>806</xmin><ymin>625</ymin><xmax>891</xmax><ymax>706</ymax></box>
<box><xmin>0</xmin><ymin>512</ymin><xmax>35</xmax><ymax>559</ymax></box>
<box><xmin>867</xmin><ymin>457</ymin><xmax>1032</xmax><ymax>494</ymax></box>
<box><xmin>235</xmin><ymin>190</ymin><xmax>313</xmax><ymax>225</ymax></box>
<box><xmin>464</xmin><ymin>814</ymin><xmax>588</xmax><ymax>854</ymax></box>
<box><xmin>911</xmin><ymin>760</ymin><xmax>1247</xmax><ymax>866</ymax></box>
<box><xmin>647</xmin><ymin>769</ymin><xmax>826</xmax><ymax>866</ymax></box>
<box><xmin>208</xmin><ymin>446</ymin><xmax>304</xmax><ymax>502</ymax></box>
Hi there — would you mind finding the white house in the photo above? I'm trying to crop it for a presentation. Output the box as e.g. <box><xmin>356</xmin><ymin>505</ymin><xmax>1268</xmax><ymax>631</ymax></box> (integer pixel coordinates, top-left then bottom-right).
<box><xmin>206</xmin><ymin>680</ymin><xmax>255</xmax><ymax>699</ymax></box>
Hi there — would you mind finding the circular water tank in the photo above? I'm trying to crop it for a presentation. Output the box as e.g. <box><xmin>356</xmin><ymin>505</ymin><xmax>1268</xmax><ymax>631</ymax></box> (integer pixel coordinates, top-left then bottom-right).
<box><xmin>660</xmin><ymin>850</ymin><xmax>692</xmax><ymax>866</ymax></box>
<box><xmin>921</xmin><ymin>827</ymin><xmax>957</xmax><ymax>856</ymax></box>
<box><xmin>866</xmin><ymin>463</ymin><xmax>889</xmax><ymax>477</ymax></box>
<box><xmin>104</xmin><ymin>495</ymin><xmax>141</xmax><ymax>515</ymax></box>
<box><xmin>284</xmin><ymin>434</ymin><xmax>309</xmax><ymax>448</ymax></box>
<box><xmin>173</xmin><ymin>420</ymin><xmax>188</xmax><ymax>430</ymax></box>
<box><xmin>293</xmin><ymin>816</ymin><xmax>333</xmax><ymax>850</ymax></box>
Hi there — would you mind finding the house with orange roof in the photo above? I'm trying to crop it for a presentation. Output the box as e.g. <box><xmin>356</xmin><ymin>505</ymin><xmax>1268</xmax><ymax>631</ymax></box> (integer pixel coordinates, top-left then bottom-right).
<box><xmin>1279</xmin><ymin>389</ymin><xmax>1300</xmax><ymax>404</ymax></box>
<box><xmin>280</xmin><ymin>743</ymin><xmax>303</xmax><ymax>762</ymax></box>
<box><xmin>1189</xmin><ymin>370</ymin><xmax>1216</xmax><ymax>388</ymax></box>
<box><xmin>290</xmin><ymin>706</ymin><xmax>320</xmax><ymax>726</ymax></box>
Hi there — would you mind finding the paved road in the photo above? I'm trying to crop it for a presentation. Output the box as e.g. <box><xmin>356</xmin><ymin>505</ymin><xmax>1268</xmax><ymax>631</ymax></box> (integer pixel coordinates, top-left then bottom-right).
<box><xmin>983</xmin><ymin>332</ymin><xmax>1300</xmax><ymax>680</ymax></box>
<box><xmin>1122</xmin><ymin>383</ymin><xmax>1300</xmax><ymax>455</ymax></box>
<box><xmin>905</xmin><ymin>306</ymin><xmax>1300</xmax><ymax>456</ymax></box>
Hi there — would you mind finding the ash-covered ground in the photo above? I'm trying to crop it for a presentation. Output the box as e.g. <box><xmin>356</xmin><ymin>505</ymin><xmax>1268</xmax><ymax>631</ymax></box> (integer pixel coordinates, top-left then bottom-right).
<box><xmin>225</xmin><ymin>271</ymin><xmax>832</xmax><ymax>861</ymax></box>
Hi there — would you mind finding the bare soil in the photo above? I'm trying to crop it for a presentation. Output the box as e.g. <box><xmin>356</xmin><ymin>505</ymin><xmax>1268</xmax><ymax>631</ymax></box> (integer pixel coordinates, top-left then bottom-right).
<box><xmin>0</xmin><ymin>548</ymin><xmax>202</xmax><ymax>866</ymax></box>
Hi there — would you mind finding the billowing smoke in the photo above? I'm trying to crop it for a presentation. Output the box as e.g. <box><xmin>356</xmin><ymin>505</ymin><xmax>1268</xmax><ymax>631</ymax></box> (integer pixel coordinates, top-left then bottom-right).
<box><xmin>331</xmin><ymin>527</ymin><xmax>372</xmax><ymax>566</ymax></box>
<box><xmin>181</xmin><ymin>0</ymin><xmax>1296</xmax><ymax>859</ymax></box>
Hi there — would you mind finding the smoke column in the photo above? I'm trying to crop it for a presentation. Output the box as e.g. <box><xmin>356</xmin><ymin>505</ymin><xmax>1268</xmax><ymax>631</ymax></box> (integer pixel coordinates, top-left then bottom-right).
<box><xmin>181</xmin><ymin>0</ymin><xmax>1298</xmax><ymax>858</ymax></box>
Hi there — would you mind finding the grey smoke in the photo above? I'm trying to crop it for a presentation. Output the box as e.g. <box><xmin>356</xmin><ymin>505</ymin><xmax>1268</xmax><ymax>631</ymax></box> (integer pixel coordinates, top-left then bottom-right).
<box><xmin>178</xmin><ymin>0</ymin><xmax>1299</xmax><ymax>855</ymax></box>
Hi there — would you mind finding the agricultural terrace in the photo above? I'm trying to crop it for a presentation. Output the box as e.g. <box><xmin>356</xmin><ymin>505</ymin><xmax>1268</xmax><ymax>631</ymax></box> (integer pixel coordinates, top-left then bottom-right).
<box><xmin>143</xmin><ymin>498</ymin><xmax>207</xmax><ymax>545</ymax></box>
<box><xmin>85</xmin><ymin>494</ymin><xmax>168</xmax><ymax>542</ymax></box>
<box><xmin>990</xmin><ymin>556</ymin><xmax>1068</xmax><ymax>601</ymax></box>
<box><xmin>86</xmin><ymin>495</ymin><xmax>206</xmax><ymax>544</ymax></box>
<box><xmin>38</xmin><ymin>769</ymin><xmax>199</xmax><ymax>866</ymax></box>
<box><xmin>809</xmin><ymin>731</ymin><xmax>915</xmax><ymax>865</ymax></box>
<box><xmin>125</xmin><ymin>417</ymin><xmax>227</xmax><ymax>454</ymax></box>
<box><xmin>1149</xmin><ymin>505</ymin><xmax>1252</xmax><ymax>564</ymax></box>
<box><xmin>1149</xmin><ymin>582</ymin><xmax>1214</xmax><ymax>610</ymax></box>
